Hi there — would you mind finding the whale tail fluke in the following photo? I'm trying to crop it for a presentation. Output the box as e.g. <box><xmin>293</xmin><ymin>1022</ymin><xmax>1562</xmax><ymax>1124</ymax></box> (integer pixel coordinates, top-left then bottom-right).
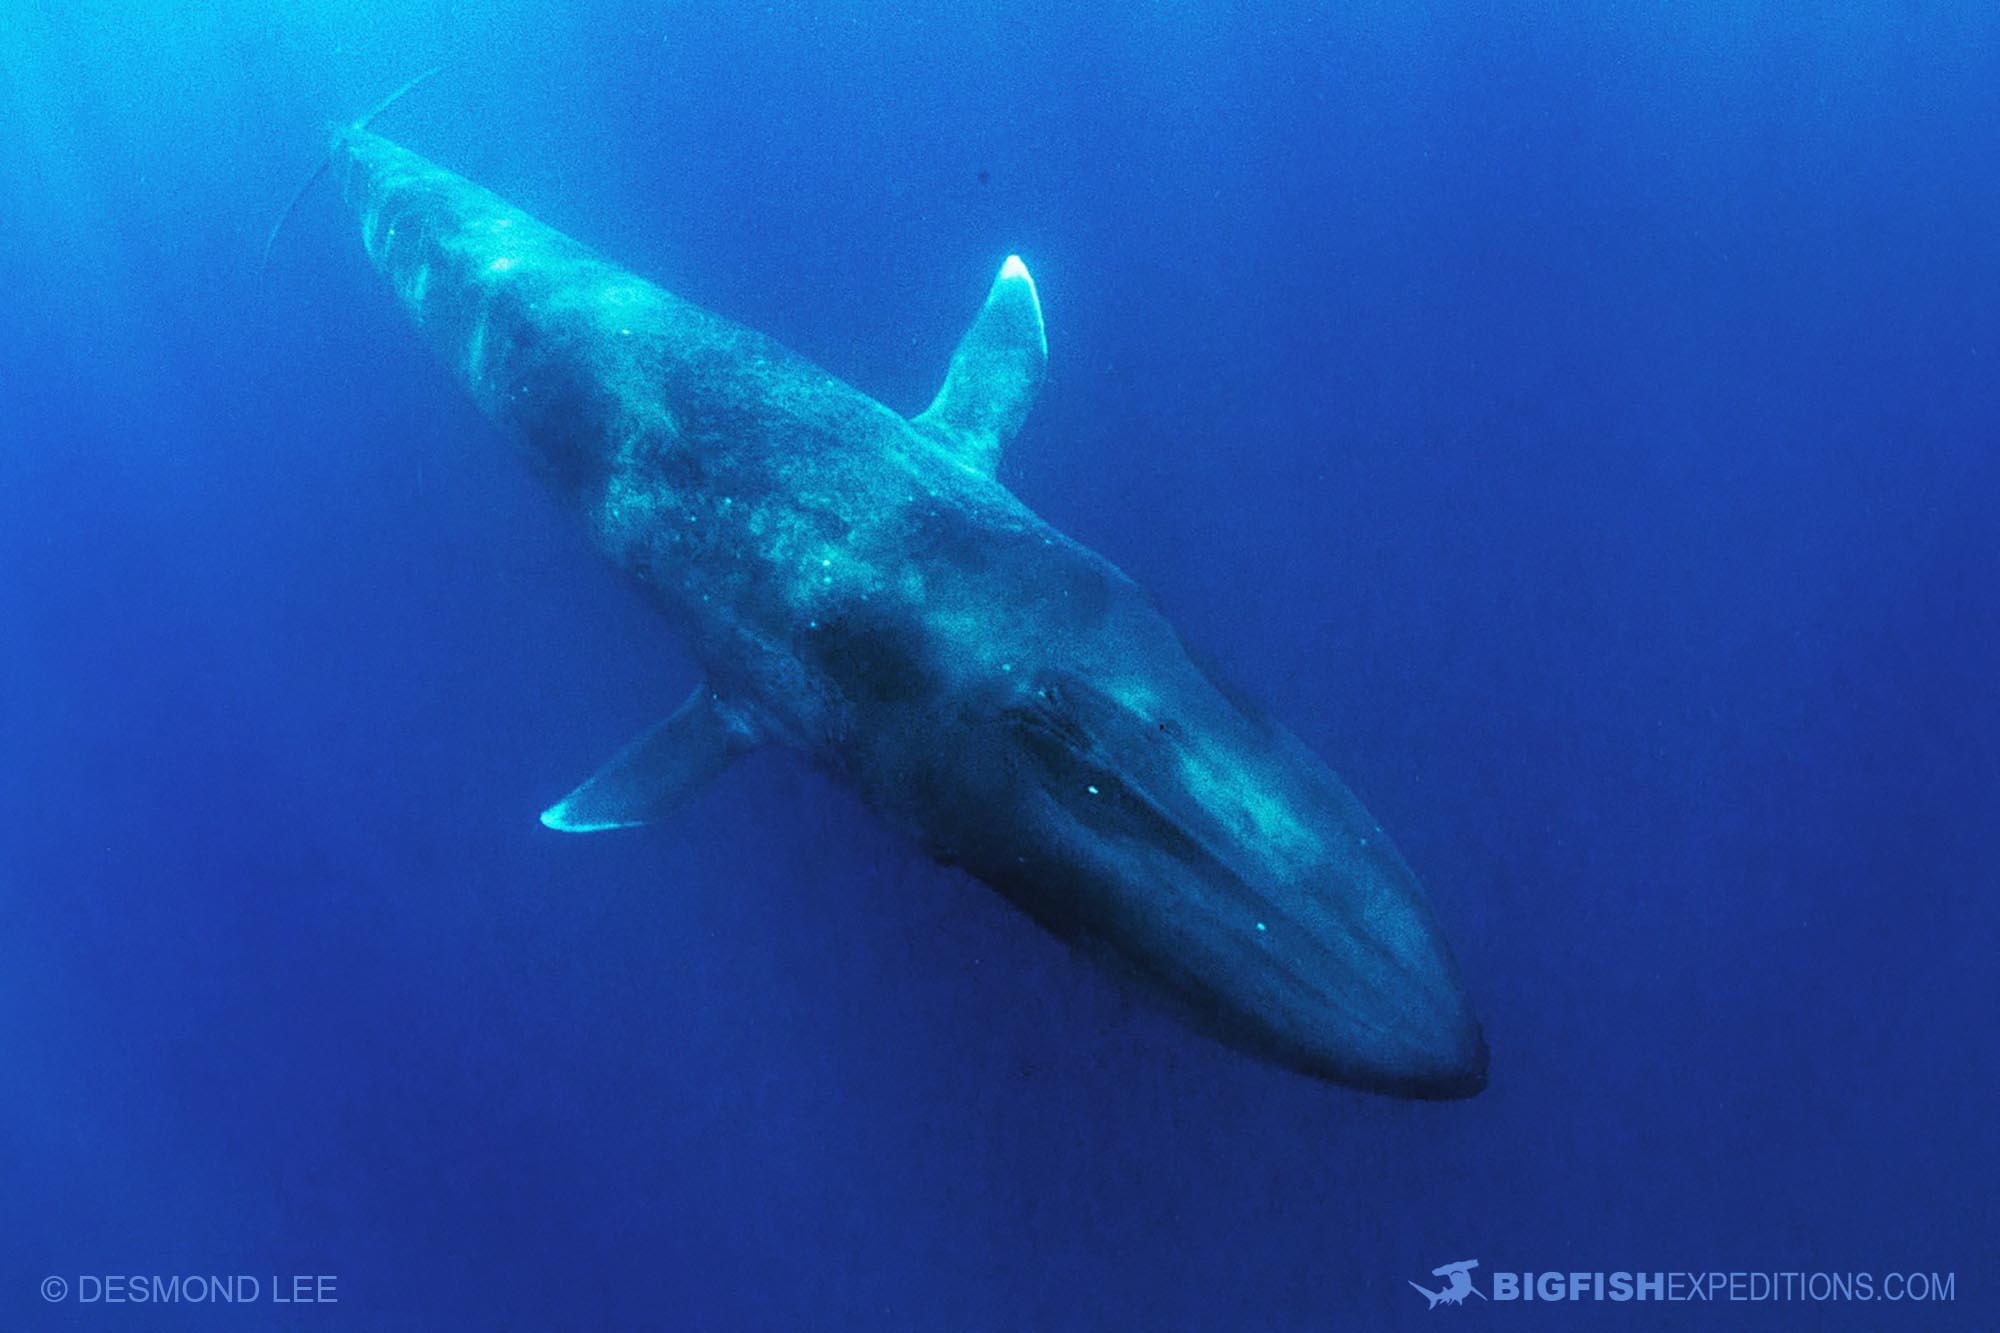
<box><xmin>260</xmin><ymin>65</ymin><xmax>445</xmax><ymax>275</ymax></box>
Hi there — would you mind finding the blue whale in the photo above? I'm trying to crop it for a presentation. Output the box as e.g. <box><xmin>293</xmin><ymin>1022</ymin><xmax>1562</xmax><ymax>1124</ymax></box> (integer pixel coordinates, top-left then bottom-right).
<box><xmin>329</xmin><ymin>124</ymin><xmax>1486</xmax><ymax>1098</ymax></box>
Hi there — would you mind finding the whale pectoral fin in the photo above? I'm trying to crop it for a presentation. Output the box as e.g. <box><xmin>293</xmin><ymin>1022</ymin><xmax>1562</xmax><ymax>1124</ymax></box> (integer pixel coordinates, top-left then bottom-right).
<box><xmin>539</xmin><ymin>687</ymin><xmax>759</xmax><ymax>833</ymax></box>
<box><xmin>912</xmin><ymin>254</ymin><xmax>1047</xmax><ymax>475</ymax></box>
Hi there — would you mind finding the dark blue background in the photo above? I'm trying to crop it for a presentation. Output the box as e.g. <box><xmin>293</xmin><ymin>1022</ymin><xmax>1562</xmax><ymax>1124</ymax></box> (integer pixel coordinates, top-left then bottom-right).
<box><xmin>3</xmin><ymin>2</ymin><xmax>1993</xmax><ymax>1328</ymax></box>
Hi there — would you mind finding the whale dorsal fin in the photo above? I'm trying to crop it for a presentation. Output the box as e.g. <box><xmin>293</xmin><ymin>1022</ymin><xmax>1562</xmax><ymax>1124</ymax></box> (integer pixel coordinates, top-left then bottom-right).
<box><xmin>912</xmin><ymin>255</ymin><xmax>1046</xmax><ymax>475</ymax></box>
<box><xmin>539</xmin><ymin>686</ymin><xmax>759</xmax><ymax>832</ymax></box>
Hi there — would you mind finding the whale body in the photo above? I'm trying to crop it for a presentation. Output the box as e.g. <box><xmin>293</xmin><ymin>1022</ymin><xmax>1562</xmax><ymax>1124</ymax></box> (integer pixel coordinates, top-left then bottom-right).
<box><xmin>329</xmin><ymin>125</ymin><xmax>1486</xmax><ymax>1098</ymax></box>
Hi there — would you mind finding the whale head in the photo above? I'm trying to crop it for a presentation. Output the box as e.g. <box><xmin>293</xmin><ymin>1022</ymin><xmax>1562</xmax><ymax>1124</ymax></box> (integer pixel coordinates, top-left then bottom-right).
<box><xmin>860</xmin><ymin>542</ymin><xmax>1487</xmax><ymax>1099</ymax></box>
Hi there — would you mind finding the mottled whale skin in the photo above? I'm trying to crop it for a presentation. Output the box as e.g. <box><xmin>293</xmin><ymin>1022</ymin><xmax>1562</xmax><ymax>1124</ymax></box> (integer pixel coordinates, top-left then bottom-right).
<box><xmin>332</xmin><ymin>126</ymin><xmax>1485</xmax><ymax>1098</ymax></box>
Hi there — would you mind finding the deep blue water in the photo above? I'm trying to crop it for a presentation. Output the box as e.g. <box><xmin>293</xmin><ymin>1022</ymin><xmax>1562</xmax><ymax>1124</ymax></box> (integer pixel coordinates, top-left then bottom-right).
<box><xmin>3</xmin><ymin>3</ymin><xmax>1995</xmax><ymax>1329</ymax></box>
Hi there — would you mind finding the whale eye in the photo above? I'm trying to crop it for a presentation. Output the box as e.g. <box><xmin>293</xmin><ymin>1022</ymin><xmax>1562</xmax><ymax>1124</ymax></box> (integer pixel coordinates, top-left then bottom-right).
<box><xmin>1008</xmin><ymin>682</ymin><xmax>1146</xmax><ymax>800</ymax></box>
<box><xmin>1006</xmin><ymin>684</ymin><xmax>1093</xmax><ymax>776</ymax></box>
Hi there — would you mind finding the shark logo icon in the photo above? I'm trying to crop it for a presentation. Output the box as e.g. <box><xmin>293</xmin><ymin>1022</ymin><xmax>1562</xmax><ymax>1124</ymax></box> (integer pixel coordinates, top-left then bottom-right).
<box><xmin>1410</xmin><ymin>1259</ymin><xmax>1486</xmax><ymax>1309</ymax></box>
